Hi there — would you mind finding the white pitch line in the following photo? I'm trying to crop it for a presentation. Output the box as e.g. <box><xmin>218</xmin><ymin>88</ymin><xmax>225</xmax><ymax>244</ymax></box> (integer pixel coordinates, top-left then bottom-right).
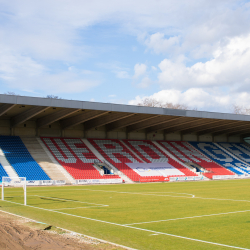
<box><xmin>1</xmin><ymin>199</ymin><xmax>250</xmax><ymax>250</ymax></box>
<box><xmin>82</xmin><ymin>189</ymin><xmax>250</xmax><ymax>203</ymax></box>
<box><xmin>29</xmin><ymin>188</ymin><xmax>250</xmax><ymax>203</ymax></box>
<box><xmin>138</xmin><ymin>191</ymin><xmax>196</xmax><ymax>198</ymax></box>
<box><xmin>144</xmin><ymin>191</ymin><xmax>195</xmax><ymax>196</ymax></box>
<box><xmin>30</xmin><ymin>189</ymin><xmax>194</xmax><ymax>198</ymax></box>
<box><xmin>125</xmin><ymin>209</ymin><xmax>250</xmax><ymax>225</ymax></box>
<box><xmin>84</xmin><ymin>189</ymin><xmax>195</xmax><ymax>199</ymax></box>
<box><xmin>52</xmin><ymin>206</ymin><xmax>107</xmax><ymax>210</ymax></box>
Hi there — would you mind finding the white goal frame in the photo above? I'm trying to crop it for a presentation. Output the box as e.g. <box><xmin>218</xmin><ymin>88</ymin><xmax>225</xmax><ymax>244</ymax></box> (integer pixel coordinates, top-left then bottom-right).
<box><xmin>1</xmin><ymin>177</ymin><xmax>27</xmax><ymax>206</ymax></box>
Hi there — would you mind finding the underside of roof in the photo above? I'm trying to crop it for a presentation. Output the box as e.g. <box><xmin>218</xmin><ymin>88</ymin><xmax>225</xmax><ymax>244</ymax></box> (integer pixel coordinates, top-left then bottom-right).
<box><xmin>0</xmin><ymin>94</ymin><xmax>249</xmax><ymax>139</ymax></box>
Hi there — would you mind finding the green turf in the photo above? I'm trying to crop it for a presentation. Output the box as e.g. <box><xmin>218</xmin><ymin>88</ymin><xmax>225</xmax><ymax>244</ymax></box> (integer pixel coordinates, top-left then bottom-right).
<box><xmin>1</xmin><ymin>179</ymin><xmax>250</xmax><ymax>250</ymax></box>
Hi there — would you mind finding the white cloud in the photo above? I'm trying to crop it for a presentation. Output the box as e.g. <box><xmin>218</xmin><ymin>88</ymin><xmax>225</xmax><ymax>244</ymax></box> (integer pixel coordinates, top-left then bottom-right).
<box><xmin>98</xmin><ymin>62</ymin><xmax>130</xmax><ymax>79</ymax></box>
<box><xmin>137</xmin><ymin>76</ymin><xmax>152</xmax><ymax>88</ymax></box>
<box><xmin>134</xmin><ymin>63</ymin><xmax>147</xmax><ymax>78</ymax></box>
<box><xmin>1</xmin><ymin>1</ymin><xmax>250</xmax><ymax>64</ymax></box>
<box><xmin>116</xmin><ymin>70</ymin><xmax>130</xmax><ymax>79</ymax></box>
<box><xmin>136</xmin><ymin>2</ymin><xmax>250</xmax><ymax>59</ymax></box>
<box><xmin>1</xmin><ymin>0</ymin><xmax>250</xmax><ymax>105</ymax></box>
<box><xmin>0</xmin><ymin>48</ymin><xmax>100</xmax><ymax>94</ymax></box>
<box><xmin>40</xmin><ymin>72</ymin><xmax>100</xmax><ymax>93</ymax></box>
<box><xmin>0</xmin><ymin>47</ymin><xmax>45</xmax><ymax>81</ymax></box>
<box><xmin>144</xmin><ymin>33</ymin><xmax>179</xmax><ymax>54</ymax></box>
<box><xmin>13</xmin><ymin>71</ymin><xmax>99</xmax><ymax>94</ymax></box>
<box><xmin>4</xmin><ymin>0</ymin><xmax>246</xmax><ymax>66</ymax></box>
<box><xmin>157</xmin><ymin>34</ymin><xmax>250</xmax><ymax>91</ymax></box>
<box><xmin>129</xmin><ymin>88</ymin><xmax>250</xmax><ymax>113</ymax></box>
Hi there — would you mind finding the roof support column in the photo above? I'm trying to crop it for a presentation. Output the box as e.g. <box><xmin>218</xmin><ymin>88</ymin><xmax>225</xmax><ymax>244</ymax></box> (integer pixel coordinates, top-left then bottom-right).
<box><xmin>36</xmin><ymin>128</ymin><xmax>40</xmax><ymax>137</ymax></box>
<box><xmin>197</xmin><ymin>134</ymin><xmax>200</xmax><ymax>142</ymax></box>
<box><xmin>125</xmin><ymin>127</ymin><xmax>129</xmax><ymax>139</ymax></box>
<box><xmin>126</xmin><ymin>132</ymin><xmax>129</xmax><ymax>139</ymax></box>
<box><xmin>240</xmin><ymin>135</ymin><xmax>244</xmax><ymax>143</ymax></box>
<box><xmin>61</xmin><ymin>129</ymin><xmax>65</xmax><ymax>137</ymax></box>
<box><xmin>180</xmin><ymin>133</ymin><xmax>183</xmax><ymax>141</ymax></box>
<box><xmin>83</xmin><ymin>128</ymin><xmax>85</xmax><ymax>139</ymax></box>
<box><xmin>105</xmin><ymin>128</ymin><xmax>107</xmax><ymax>139</ymax></box>
<box><xmin>164</xmin><ymin>133</ymin><xmax>167</xmax><ymax>141</ymax></box>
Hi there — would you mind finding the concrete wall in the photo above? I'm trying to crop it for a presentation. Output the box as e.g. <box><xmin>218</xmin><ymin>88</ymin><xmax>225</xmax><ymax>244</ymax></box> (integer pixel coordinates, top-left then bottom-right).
<box><xmin>147</xmin><ymin>132</ymin><xmax>164</xmax><ymax>141</ymax></box>
<box><xmin>214</xmin><ymin>135</ymin><xmax>228</xmax><ymax>142</ymax></box>
<box><xmin>198</xmin><ymin>134</ymin><xmax>213</xmax><ymax>142</ymax></box>
<box><xmin>228</xmin><ymin>136</ymin><xmax>241</xmax><ymax>143</ymax></box>
<box><xmin>107</xmin><ymin>131</ymin><xmax>127</xmax><ymax>139</ymax></box>
<box><xmin>165</xmin><ymin>133</ymin><xmax>182</xmax><ymax>141</ymax></box>
<box><xmin>0</xmin><ymin>118</ymin><xmax>242</xmax><ymax>142</ymax></box>
<box><xmin>183</xmin><ymin>134</ymin><xmax>197</xmax><ymax>141</ymax></box>
<box><xmin>128</xmin><ymin>132</ymin><xmax>146</xmax><ymax>140</ymax></box>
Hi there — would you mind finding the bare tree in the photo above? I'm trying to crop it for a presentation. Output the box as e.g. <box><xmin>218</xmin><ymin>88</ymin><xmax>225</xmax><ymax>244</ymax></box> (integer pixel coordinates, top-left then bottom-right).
<box><xmin>137</xmin><ymin>97</ymin><xmax>189</xmax><ymax>110</ymax></box>
<box><xmin>137</xmin><ymin>98</ymin><xmax>162</xmax><ymax>107</ymax></box>
<box><xmin>233</xmin><ymin>104</ymin><xmax>250</xmax><ymax>115</ymax></box>
<box><xmin>45</xmin><ymin>95</ymin><xmax>62</xmax><ymax>99</ymax></box>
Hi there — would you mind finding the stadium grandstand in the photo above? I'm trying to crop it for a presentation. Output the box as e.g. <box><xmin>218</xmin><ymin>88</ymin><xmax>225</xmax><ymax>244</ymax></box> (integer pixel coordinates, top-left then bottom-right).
<box><xmin>0</xmin><ymin>93</ymin><xmax>250</xmax><ymax>185</ymax></box>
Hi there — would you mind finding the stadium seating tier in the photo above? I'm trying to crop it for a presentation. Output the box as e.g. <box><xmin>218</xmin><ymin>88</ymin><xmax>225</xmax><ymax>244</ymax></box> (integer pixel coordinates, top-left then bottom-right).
<box><xmin>158</xmin><ymin>141</ymin><xmax>235</xmax><ymax>178</ymax></box>
<box><xmin>41</xmin><ymin>137</ymin><xmax>120</xmax><ymax>180</ymax></box>
<box><xmin>88</xmin><ymin>139</ymin><xmax>143</xmax><ymax>181</ymax></box>
<box><xmin>190</xmin><ymin>142</ymin><xmax>249</xmax><ymax>175</ymax></box>
<box><xmin>218</xmin><ymin>143</ymin><xmax>250</xmax><ymax>165</ymax></box>
<box><xmin>1</xmin><ymin>135</ymin><xmax>249</xmax><ymax>182</ymax></box>
<box><xmin>0</xmin><ymin>136</ymin><xmax>50</xmax><ymax>181</ymax></box>
<box><xmin>123</xmin><ymin>140</ymin><xmax>197</xmax><ymax>178</ymax></box>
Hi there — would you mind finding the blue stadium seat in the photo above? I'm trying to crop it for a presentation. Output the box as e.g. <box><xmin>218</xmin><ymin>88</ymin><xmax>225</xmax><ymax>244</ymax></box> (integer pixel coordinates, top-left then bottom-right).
<box><xmin>0</xmin><ymin>136</ymin><xmax>50</xmax><ymax>181</ymax></box>
<box><xmin>227</xmin><ymin>166</ymin><xmax>243</xmax><ymax>175</ymax></box>
<box><xmin>218</xmin><ymin>143</ymin><xmax>250</xmax><ymax>164</ymax></box>
<box><xmin>190</xmin><ymin>142</ymin><xmax>250</xmax><ymax>175</ymax></box>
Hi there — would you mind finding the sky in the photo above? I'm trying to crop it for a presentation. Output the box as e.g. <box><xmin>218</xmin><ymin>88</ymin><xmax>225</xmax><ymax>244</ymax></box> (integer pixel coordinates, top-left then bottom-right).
<box><xmin>0</xmin><ymin>0</ymin><xmax>250</xmax><ymax>113</ymax></box>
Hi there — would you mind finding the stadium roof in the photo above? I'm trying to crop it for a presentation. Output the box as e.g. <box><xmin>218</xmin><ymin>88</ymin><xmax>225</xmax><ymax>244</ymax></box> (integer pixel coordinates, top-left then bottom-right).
<box><xmin>0</xmin><ymin>94</ymin><xmax>250</xmax><ymax>137</ymax></box>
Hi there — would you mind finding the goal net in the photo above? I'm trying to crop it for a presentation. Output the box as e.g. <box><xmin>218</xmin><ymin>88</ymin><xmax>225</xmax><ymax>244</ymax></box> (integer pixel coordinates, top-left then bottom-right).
<box><xmin>1</xmin><ymin>177</ymin><xmax>27</xmax><ymax>206</ymax></box>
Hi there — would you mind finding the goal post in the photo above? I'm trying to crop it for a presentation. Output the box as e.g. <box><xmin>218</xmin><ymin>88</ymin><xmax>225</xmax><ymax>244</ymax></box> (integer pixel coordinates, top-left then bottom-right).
<box><xmin>2</xmin><ymin>177</ymin><xmax>27</xmax><ymax>206</ymax></box>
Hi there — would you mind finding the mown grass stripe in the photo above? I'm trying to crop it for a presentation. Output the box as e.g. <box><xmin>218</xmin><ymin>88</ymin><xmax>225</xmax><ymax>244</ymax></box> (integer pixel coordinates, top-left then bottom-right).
<box><xmin>1</xmin><ymin>199</ymin><xmax>249</xmax><ymax>250</ymax></box>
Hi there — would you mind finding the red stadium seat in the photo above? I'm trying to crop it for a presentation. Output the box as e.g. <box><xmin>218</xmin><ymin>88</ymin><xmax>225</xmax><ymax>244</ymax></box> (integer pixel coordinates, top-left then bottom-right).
<box><xmin>41</xmin><ymin>137</ymin><xmax>120</xmax><ymax>180</ymax></box>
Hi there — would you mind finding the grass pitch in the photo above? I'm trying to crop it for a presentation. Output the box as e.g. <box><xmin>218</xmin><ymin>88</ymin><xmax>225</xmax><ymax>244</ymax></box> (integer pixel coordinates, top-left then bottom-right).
<box><xmin>1</xmin><ymin>179</ymin><xmax>250</xmax><ymax>250</ymax></box>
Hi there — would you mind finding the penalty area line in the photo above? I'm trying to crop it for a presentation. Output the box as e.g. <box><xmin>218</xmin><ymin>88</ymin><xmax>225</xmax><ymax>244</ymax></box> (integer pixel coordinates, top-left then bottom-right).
<box><xmin>29</xmin><ymin>188</ymin><xmax>250</xmax><ymax>203</ymax></box>
<box><xmin>1</xmin><ymin>199</ymin><xmax>250</xmax><ymax>250</ymax></box>
<box><xmin>82</xmin><ymin>189</ymin><xmax>250</xmax><ymax>203</ymax></box>
<box><xmin>52</xmin><ymin>206</ymin><xmax>107</xmax><ymax>210</ymax></box>
<box><xmin>125</xmin><ymin>209</ymin><xmax>250</xmax><ymax>225</ymax></box>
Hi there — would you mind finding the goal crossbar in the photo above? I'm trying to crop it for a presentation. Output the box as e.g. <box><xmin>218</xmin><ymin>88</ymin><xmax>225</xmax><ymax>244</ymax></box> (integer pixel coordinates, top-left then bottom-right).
<box><xmin>1</xmin><ymin>177</ymin><xmax>27</xmax><ymax>206</ymax></box>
